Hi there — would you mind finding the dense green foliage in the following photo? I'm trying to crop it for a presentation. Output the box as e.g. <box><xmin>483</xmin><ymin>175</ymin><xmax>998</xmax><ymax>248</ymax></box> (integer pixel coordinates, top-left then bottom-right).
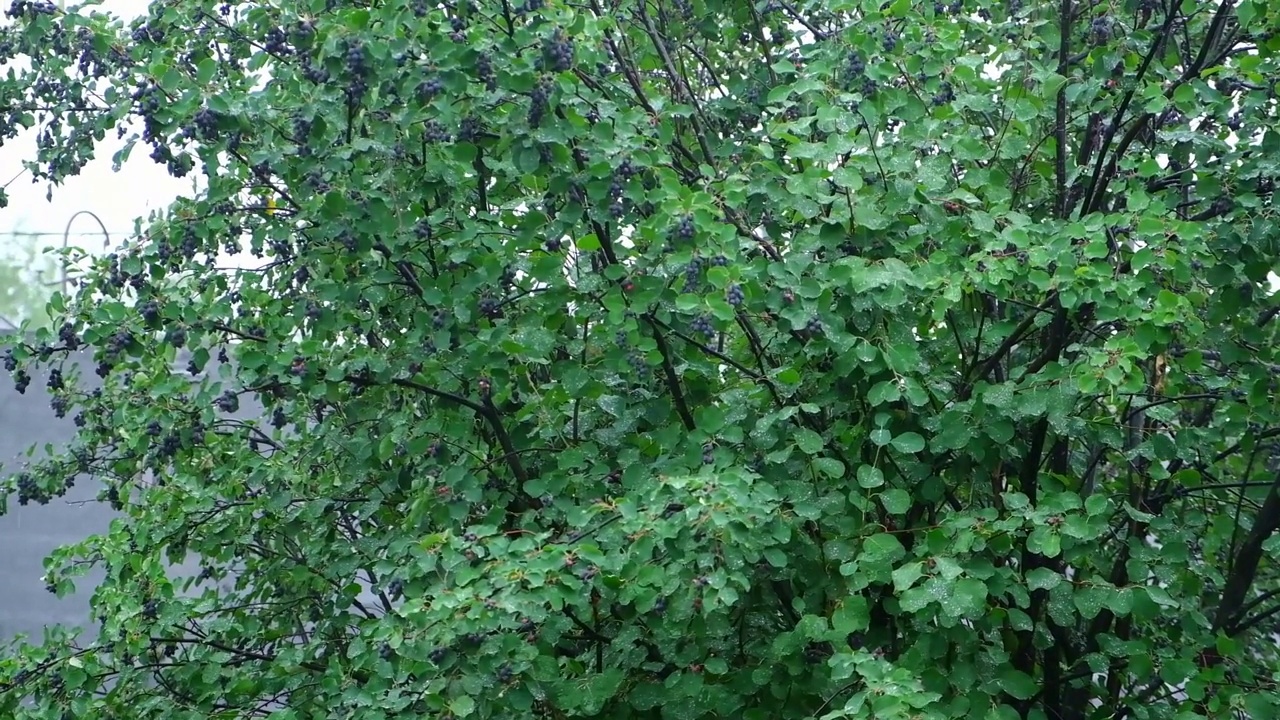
<box><xmin>2</xmin><ymin>0</ymin><xmax>1280</xmax><ymax>718</ymax></box>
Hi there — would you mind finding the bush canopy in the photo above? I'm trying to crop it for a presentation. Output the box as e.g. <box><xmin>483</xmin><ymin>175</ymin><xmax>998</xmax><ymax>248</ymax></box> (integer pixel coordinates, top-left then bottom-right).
<box><xmin>2</xmin><ymin>0</ymin><xmax>1280</xmax><ymax>719</ymax></box>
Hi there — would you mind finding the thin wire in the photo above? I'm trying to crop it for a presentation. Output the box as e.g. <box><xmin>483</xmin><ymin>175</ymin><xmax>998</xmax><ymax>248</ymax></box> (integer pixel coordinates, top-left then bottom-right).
<box><xmin>0</xmin><ymin>230</ymin><xmax>133</xmax><ymax>237</ymax></box>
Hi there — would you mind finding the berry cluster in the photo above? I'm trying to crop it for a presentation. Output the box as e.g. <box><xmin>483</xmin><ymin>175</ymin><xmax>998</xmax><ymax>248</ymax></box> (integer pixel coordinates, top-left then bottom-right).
<box><xmin>691</xmin><ymin>314</ymin><xmax>715</xmax><ymax>341</ymax></box>
<box><xmin>131</xmin><ymin>82</ymin><xmax>162</xmax><ymax>129</ymax></box>
<box><xmin>139</xmin><ymin>299</ymin><xmax>161</xmax><ymax>324</ymax></box>
<box><xmin>931</xmin><ymin>81</ymin><xmax>955</xmax><ymax>107</ymax></box>
<box><xmin>726</xmin><ymin>284</ymin><xmax>745</xmax><ymax>306</ymax></box>
<box><xmin>344</xmin><ymin>40</ymin><xmax>370</xmax><ymax>99</ymax></box>
<box><xmin>608</xmin><ymin>161</ymin><xmax>638</xmax><ymax>218</ymax></box>
<box><xmin>302</xmin><ymin>61</ymin><xmax>330</xmax><ymax>84</ymax></box>
<box><xmin>627</xmin><ymin>346</ymin><xmax>648</xmax><ymax>376</ymax></box>
<box><xmin>155</xmin><ymin>430</ymin><xmax>181</xmax><ymax>456</ymax></box>
<box><xmin>105</xmin><ymin>329</ymin><xmax>134</xmax><ymax>359</ymax></box>
<box><xmin>263</xmin><ymin>27</ymin><xmax>290</xmax><ymax>56</ymax></box>
<box><xmin>934</xmin><ymin>0</ymin><xmax>963</xmax><ymax>13</ymax></box>
<box><xmin>541</xmin><ymin>30</ymin><xmax>574</xmax><ymax>72</ymax></box>
<box><xmin>105</xmin><ymin>485</ymin><xmax>122</xmax><ymax>510</ymax></box>
<box><xmin>423</xmin><ymin>120</ymin><xmax>451</xmax><ymax>144</ymax></box>
<box><xmin>478</xmin><ymin>294</ymin><xmax>503</xmax><ymax>319</ymax></box>
<box><xmin>474</xmin><ymin>52</ymin><xmax>497</xmax><ymax>92</ymax></box>
<box><xmin>1090</xmin><ymin>16</ymin><xmax>1113</xmax><ymax>46</ymax></box>
<box><xmin>58</xmin><ymin>322</ymin><xmax>80</xmax><ymax>350</ymax></box>
<box><xmin>805</xmin><ymin>317</ymin><xmax>823</xmax><ymax>334</ymax></box>
<box><xmin>672</xmin><ymin>214</ymin><xmax>695</xmax><ymax>241</ymax></box>
<box><xmin>12</xmin><ymin>368</ymin><xmax>30</xmax><ymax>394</ymax></box>
<box><xmin>701</xmin><ymin>443</ymin><xmax>715</xmax><ymax>464</ymax></box>
<box><xmin>291</xmin><ymin>18</ymin><xmax>316</xmax><ymax>45</ymax></box>
<box><xmin>615</xmin><ymin>333</ymin><xmax>647</xmax><ymax>377</ymax></box>
<box><xmin>216</xmin><ymin>390</ymin><xmax>240</xmax><ymax>413</ymax></box>
<box><xmin>130</xmin><ymin>21</ymin><xmax>165</xmax><ymax>44</ymax></box>
<box><xmin>388</xmin><ymin>578</ymin><xmax>405</xmax><ymax>598</ymax></box>
<box><xmin>418</xmin><ymin>76</ymin><xmax>444</xmax><ymax>102</ymax></box>
<box><xmin>74</xmin><ymin>27</ymin><xmax>108</xmax><ymax>78</ymax></box>
<box><xmin>845</xmin><ymin>51</ymin><xmax>865</xmax><ymax>78</ymax></box>
<box><xmin>1158</xmin><ymin>108</ymin><xmax>1184</xmax><ymax>129</ymax></box>
<box><xmin>15</xmin><ymin>472</ymin><xmax>50</xmax><ymax>507</ymax></box>
<box><xmin>882</xmin><ymin>31</ymin><xmax>898</xmax><ymax>52</ymax></box>
<box><xmin>528</xmin><ymin>75</ymin><xmax>553</xmax><ymax>127</ymax></box>
<box><xmin>683</xmin><ymin>258</ymin><xmax>703</xmax><ymax>293</ymax></box>
<box><xmin>6</xmin><ymin>0</ymin><xmax>57</xmax><ymax>17</ymax></box>
<box><xmin>292</xmin><ymin>115</ymin><xmax>313</xmax><ymax>146</ymax></box>
<box><xmin>3</xmin><ymin>347</ymin><xmax>17</xmax><ymax>372</ymax></box>
<box><xmin>458</xmin><ymin>115</ymin><xmax>484</xmax><ymax>143</ymax></box>
<box><xmin>191</xmin><ymin>107</ymin><xmax>219</xmax><ymax>141</ymax></box>
<box><xmin>449</xmin><ymin>16</ymin><xmax>467</xmax><ymax>43</ymax></box>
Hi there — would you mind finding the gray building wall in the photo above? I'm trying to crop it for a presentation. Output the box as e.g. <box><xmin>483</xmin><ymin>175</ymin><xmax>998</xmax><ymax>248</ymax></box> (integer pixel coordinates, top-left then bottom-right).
<box><xmin>0</xmin><ymin>334</ymin><xmax>112</xmax><ymax>641</ymax></box>
<box><xmin>0</xmin><ymin>332</ymin><xmax>246</xmax><ymax>643</ymax></box>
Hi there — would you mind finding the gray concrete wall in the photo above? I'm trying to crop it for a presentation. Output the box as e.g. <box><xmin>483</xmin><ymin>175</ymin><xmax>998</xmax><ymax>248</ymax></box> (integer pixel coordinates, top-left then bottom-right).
<box><xmin>0</xmin><ymin>334</ymin><xmax>112</xmax><ymax>641</ymax></box>
<box><xmin>0</xmin><ymin>331</ymin><xmax>245</xmax><ymax>643</ymax></box>
<box><xmin>0</xmin><ymin>331</ymin><xmax>390</xmax><ymax>650</ymax></box>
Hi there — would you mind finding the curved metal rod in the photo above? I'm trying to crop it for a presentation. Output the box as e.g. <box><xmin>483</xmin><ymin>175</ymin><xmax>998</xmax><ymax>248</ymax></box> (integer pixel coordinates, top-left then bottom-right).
<box><xmin>48</xmin><ymin>210</ymin><xmax>112</xmax><ymax>296</ymax></box>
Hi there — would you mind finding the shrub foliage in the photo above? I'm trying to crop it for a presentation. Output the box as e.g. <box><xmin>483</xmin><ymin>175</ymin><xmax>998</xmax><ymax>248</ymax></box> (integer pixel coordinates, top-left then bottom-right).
<box><xmin>2</xmin><ymin>0</ymin><xmax>1280</xmax><ymax>718</ymax></box>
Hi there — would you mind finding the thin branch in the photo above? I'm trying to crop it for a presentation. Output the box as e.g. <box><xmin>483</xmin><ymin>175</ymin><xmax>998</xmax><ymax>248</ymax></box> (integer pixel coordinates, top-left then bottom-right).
<box><xmin>645</xmin><ymin>314</ymin><xmax>696</xmax><ymax>431</ymax></box>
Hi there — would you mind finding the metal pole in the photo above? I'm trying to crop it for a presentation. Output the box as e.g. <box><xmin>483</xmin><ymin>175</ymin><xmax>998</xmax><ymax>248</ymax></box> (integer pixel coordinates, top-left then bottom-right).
<box><xmin>43</xmin><ymin>210</ymin><xmax>113</xmax><ymax>296</ymax></box>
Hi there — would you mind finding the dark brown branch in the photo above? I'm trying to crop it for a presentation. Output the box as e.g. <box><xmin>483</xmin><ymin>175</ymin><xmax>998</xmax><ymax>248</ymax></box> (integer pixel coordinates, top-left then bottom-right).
<box><xmin>644</xmin><ymin>314</ymin><xmax>696</xmax><ymax>431</ymax></box>
<box><xmin>1081</xmin><ymin>6</ymin><xmax>1180</xmax><ymax>216</ymax></box>
<box><xmin>1214</xmin><ymin>472</ymin><xmax>1280</xmax><ymax>633</ymax></box>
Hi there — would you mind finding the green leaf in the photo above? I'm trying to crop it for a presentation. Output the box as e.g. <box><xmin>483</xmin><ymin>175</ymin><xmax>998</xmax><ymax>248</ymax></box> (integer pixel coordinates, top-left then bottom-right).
<box><xmin>857</xmin><ymin>465</ymin><xmax>886</xmax><ymax>488</ymax></box>
<box><xmin>892</xmin><ymin>561</ymin><xmax>926</xmax><ymax>592</ymax></box>
<box><xmin>860</xmin><ymin>534</ymin><xmax>906</xmax><ymax>563</ymax></box>
<box><xmin>832</xmin><ymin>596</ymin><xmax>869</xmax><ymax>633</ymax></box>
<box><xmin>946</xmin><ymin>578</ymin><xmax>988</xmax><ymax>617</ymax></box>
<box><xmin>891</xmin><ymin>432</ymin><xmax>926</xmax><ymax>454</ymax></box>
<box><xmin>1026</xmin><ymin>568</ymin><xmax>1061</xmax><ymax>591</ymax></box>
<box><xmin>450</xmin><ymin>696</ymin><xmax>476</xmax><ymax>717</ymax></box>
<box><xmin>879</xmin><ymin>488</ymin><xmax>911</xmax><ymax>514</ymax></box>
<box><xmin>813</xmin><ymin>457</ymin><xmax>846</xmax><ymax>478</ymax></box>
<box><xmin>998</xmin><ymin>670</ymin><xmax>1038</xmax><ymax>700</ymax></box>
<box><xmin>196</xmin><ymin>57</ymin><xmax>217</xmax><ymax>84</ymax></box>
<box><xmin>795</xmin><ymin>428</ymin><xmax>824</xmax><ymax>454</ymax></box>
